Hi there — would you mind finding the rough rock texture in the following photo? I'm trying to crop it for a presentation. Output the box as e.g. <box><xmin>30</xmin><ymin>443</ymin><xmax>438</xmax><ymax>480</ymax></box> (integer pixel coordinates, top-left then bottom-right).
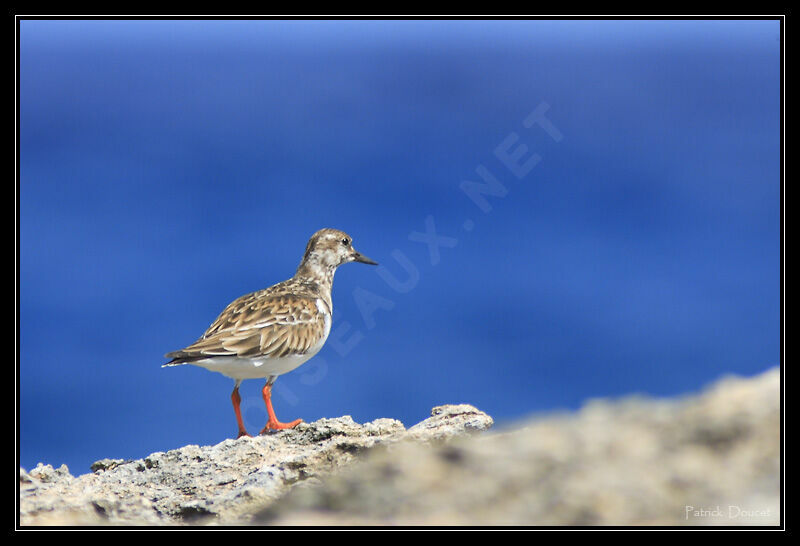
<box><xmin>257</xmin><ymin>368</ymin><xmax>781</xmax><ymax>526</ymax></box>
<box><xmin>19</xmin><ymin>405</ymin><xmax>492</xmax><ymax>526</ymax></box>
<box><xmin>20</xmin><ymin>368</ymin><xmax>781</xmax><ymax>526</ymax></box>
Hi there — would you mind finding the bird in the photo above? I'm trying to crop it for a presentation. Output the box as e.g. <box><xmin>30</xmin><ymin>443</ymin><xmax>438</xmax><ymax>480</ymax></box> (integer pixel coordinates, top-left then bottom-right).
<box><xmin>163</xmin><ymin>228</ymin><xmax>378</xmax><ymax>437</ymax></box>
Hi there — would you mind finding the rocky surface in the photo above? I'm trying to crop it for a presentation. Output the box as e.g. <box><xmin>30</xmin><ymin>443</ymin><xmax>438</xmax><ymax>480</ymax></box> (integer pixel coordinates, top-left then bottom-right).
<box><xmin>19</xmin><ymin>368</ymin><xmax>780</xmax><ymax>526</ymax></box>
<box><xmin>258</xmin><ymin>368</ymin><xmax>781</xmax><ymax>526</ymax></box>
<box><xmin>19</xmin><ymin>404</ymin><xmax>492</xmax><ymax>525</ymax></box>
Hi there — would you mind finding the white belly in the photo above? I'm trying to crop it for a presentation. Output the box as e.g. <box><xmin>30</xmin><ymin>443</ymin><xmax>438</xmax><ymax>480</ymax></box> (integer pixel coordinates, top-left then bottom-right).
<box><xmin>190</xmin><ymin>310</ymin><xmax>331</xmax><ymax>380</ymax></box>
<box><xmin>191</xmin><ymin>352</ymin><xmax>317</xmax><ymax>380</ymax></box>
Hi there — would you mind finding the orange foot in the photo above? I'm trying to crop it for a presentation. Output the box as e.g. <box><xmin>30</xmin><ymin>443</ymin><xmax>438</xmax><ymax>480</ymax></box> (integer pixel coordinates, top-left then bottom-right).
<box><xmin>259</xmin><ymin>418</ymin><xmax>303</xmax><ymax>434</ymax></box>
<box><xmin>236</xmin><ymin>430</ymin><xmax>253</xmax><ymax>439</ymax></box>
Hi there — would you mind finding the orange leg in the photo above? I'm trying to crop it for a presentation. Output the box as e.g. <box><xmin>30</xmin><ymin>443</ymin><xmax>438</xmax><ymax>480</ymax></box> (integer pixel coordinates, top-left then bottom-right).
<box><xmin>231</xmin><ymin>383</ymin><xmax>251</xmax><ymax>438</ymax></box>
<box><xmin>259</xmin><ymin>382</ymin><xmax>302</xmax><ymax>434</ymax></box>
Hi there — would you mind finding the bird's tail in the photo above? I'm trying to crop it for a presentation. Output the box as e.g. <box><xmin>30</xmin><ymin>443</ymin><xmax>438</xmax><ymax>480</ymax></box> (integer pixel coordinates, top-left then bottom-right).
<box><xmin>162</xmin><ymin>350</ymin><xmax>206</xmax><ymax>367</ymax></box>
<box><xmin>162</xmin><ymin>351</ymin><xmax>190</xmax><ymax>368</ymax></box>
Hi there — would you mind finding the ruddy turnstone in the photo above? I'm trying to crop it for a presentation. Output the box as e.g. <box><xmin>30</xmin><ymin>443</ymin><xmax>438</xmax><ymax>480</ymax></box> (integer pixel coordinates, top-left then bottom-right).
<box><xmin>163</xmin><ymin>228</ymin><xmax>377</xmax><ymax>437</ymax></box>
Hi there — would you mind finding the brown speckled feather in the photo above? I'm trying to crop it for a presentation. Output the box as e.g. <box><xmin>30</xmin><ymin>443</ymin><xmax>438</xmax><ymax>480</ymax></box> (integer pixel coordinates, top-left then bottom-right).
<box><xmin>165</xmin><ymin>279</ymin><xmax>331</xmax><ymax>363</ymax></box>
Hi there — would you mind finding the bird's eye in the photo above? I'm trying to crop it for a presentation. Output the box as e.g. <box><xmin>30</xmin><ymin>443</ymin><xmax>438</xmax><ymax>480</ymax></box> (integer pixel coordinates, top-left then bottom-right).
<box><xmin>342</xmin><ymin>238</ymin><xmax>350</xmax><ymax>246</ymax></box>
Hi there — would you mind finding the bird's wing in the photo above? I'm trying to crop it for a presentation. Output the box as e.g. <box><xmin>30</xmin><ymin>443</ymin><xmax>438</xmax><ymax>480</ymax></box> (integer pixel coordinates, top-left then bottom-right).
<box><xmin>165</xmin><ymin>293</ymin><xmax>329</xmax><ymax>362</ymax></box>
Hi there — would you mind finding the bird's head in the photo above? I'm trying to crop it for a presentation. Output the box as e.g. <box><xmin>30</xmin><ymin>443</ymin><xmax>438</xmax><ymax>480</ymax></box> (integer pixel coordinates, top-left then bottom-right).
<box><xmin>297</xmin><ymin>228</ymin><xmax>377</xmax><ymax>278</ymax></box>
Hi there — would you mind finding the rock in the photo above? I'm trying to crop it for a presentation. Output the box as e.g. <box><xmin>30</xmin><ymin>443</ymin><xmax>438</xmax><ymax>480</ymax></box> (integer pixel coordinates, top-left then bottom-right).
<box><xmin>90</xmin><ymin>458</ymin><xmax>127</xmax><ymax>473</ymax></box>
<box><xmin>19</xmin><ymin>404</ymin><xmax>491</xmax><ymax>526</ymax></box>
<box><xmin>407</xmin><ymin>404</ymin><xmax>494</xmax><ymax>441</ymax></box>
<box><xmin>19</xmin><ymin>369</ymin><xmax>781</xmax><ymax>526</ymax></box>
<box><xmin>27</xmin><ymin>463</ymin><xmax>73</xmax><ymax>484</ymax></box>
<box><xmin>255</xmin><ymin>368</ymin><xmax>780</xmax><ymax>526</ymax></box>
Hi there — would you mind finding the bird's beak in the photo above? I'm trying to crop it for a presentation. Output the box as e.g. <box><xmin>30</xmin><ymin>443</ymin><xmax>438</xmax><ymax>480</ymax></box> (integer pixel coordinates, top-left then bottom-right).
<box><xmin>352</xmin><ymin>251</ymin><xmax>378</xmax><ymax>265</ymax></box>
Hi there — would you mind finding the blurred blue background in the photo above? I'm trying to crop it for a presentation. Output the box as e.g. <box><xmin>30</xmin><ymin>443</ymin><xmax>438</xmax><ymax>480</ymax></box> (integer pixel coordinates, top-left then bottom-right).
<box><xmin>19</xmin><ymin>19</ymin><xmax>780</xmax><ymax>474</ymax></box>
